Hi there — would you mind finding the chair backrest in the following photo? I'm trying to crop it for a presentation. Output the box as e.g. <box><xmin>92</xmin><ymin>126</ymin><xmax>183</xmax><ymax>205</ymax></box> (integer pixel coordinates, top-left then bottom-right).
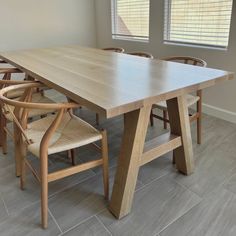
<box><xmin>127</xmin><ymin>52</ymin><xmax>154</xmax><ymax>59</ymax></box>
<box><xmin>0</xmin><ymin>81</ymin><xmax>79</xmax><ymax>145</ymax></box>
<box><xmin>163</xmin><ymin>56</ymin><xmax>207</xmax><ymax>67</ymax></box>
<box><xmin>0</xmin><ymin>67</ymin><xmax>23</xmax><ymax>90</ymax></box>
<box><xmin>0</xmin><ymin>82</ymin><xmax>79</xmax><ymax>111</ymax></box>
<box><xmin>0</xmin><ymin>68</ymin><xmax>22</xmax><ymax>74</ymax></box>
<box><xmin>102</xmin><ymin>47</ymin><xmax>125</xmax><ymax>53</ymax></box>
<box><xmin>0</xmin><ymin>79</ymin><xmax>34</xmax><ymax>91</ymax></box>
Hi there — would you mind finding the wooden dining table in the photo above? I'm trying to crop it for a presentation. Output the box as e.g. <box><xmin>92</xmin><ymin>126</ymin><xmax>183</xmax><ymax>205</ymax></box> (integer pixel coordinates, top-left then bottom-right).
<box><xmin>0</xmin><ymin>45</ymin><xmax>234</xmax><ymax>220</ymax></box>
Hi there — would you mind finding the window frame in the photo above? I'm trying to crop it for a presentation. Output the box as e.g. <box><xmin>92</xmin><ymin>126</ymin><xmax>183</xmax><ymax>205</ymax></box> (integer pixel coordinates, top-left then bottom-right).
<box><xmin>163</xmin><ymin>0</ymin><xmax>233</xmax><ymax>50</ymax></box>
<box><xmin>111</xmin><ymin>0</ymin><xmax>150</xmax><ymax>42</ymax></box>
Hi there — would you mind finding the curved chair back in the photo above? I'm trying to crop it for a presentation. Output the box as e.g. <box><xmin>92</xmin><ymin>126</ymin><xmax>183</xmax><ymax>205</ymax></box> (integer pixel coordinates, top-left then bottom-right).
<box><xmin>0</xmin><ymin>82</ymin><xmax>78</xmax><ymax>111</ymax></box>
<box><xmin>127</xmin><ymin>52</ymin><xmax>154</xmax><ymax>59</ymax></box>
<box><xmin>103</xmin><ymin>47</ymin><xmax>125</xmax><ymax>53</ymax></box>
<box><xmin>0</xmin><ymin>82</ymin><xmax>79</xmax><ymax>145</ymax></box>
<box><xmin>0</xmin><ymin>66</ymin><xmax>23</xmax><ymax>90</ymax></box>
<box><xmin>0</xmin><ymin>68</ymin><xmax>22</xmax><ymax>74</ymax></box>
<box><xmin>0</xmin><ymin>79</ymin><xmax>30</xmax><ymax>90</ymax></box>
<box><xmin>163</xmin><ymin>56</ymin><xmax>207</xmax><ymax>67</ymax></box>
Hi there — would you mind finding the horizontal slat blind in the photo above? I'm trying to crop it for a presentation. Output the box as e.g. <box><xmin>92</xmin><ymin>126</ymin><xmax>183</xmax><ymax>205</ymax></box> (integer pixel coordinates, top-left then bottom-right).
<box><xmin>164</xmin><ymin>0</ymin><xmax>233</xmax><ymax>48</ymax></box>
<box><xmin>111</xmin><ymin>0</ymin><xmax>150</xmax><ymax>40</ymax></box>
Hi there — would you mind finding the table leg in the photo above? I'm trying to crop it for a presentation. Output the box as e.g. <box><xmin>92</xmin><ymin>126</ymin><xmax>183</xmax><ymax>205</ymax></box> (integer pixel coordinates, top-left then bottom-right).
<box><xmin>109</xmin><ymin>105</ymin><xmax>152</xmax><ymax>219</ymax></box>
<box><xmin>167</xmin><ymin>96</ymin><xmax>194</xmax><ymax>175</ymax></box>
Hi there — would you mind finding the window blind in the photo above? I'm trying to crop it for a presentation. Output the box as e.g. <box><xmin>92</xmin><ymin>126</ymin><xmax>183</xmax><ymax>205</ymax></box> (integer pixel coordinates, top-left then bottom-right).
<box><xmin>111</xmin><ymin>0</ymin><xmax>150</xmax><ymax>41</ymax></box>
<box><xmin>164</xmin><ymin>0</ymin><xmax>233</xmax><ymax>48</ymax></box>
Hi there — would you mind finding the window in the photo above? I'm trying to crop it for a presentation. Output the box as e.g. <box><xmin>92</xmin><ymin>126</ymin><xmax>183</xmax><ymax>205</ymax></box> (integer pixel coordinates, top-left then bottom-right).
<box><xmin>164</xmin><ymin>0</ymin><xmax>233</xmax><ymax>48</ymax></box>
<box><xmin>111</xmin><ymin>0</ymin><xmax>150</xmax><ymax>41</ymax></box>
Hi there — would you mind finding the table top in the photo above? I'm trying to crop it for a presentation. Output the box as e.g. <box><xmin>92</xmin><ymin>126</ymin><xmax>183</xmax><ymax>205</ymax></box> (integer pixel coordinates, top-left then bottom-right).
<box><xmin>0</xmin><ymin>45</ymin><xmax>233</xmax><ymax>118</ymax></box>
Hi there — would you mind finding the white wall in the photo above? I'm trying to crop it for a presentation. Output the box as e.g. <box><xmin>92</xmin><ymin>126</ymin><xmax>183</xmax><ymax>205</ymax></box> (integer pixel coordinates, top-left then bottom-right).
<box><xmin>95</xmin><ymin>0</ymin><xmax>236</xmax><ymax>123</ymax></box>
<box><xmin>0</xmin><ymin>0</ymin><xmax>96</xmax><ymax>51</ymax></box>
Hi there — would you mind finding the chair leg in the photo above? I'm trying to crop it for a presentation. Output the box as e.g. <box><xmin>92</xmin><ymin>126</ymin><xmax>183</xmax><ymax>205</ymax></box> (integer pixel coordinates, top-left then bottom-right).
<box><xmin>101</xmin><ymin>130</ymin><xmax>109</xmax><ymax>200</ymax></box>
<box><xmin>0</xmin><ymin>113</ymin><xmax>7</xmax><ymax>154</ymax></box>
<box><xmin>2</xmin><ymin>122</ymin><xmax>7</xmax><ymax>155</ymax></box>
<box><xmin>20</xmin><ymin>143</ymin><xmax>27</xmax><ymax>190</ymax></box>
<box><xmin>0</xmin><ymin>111</ymin><xmax>3</xmax><ymax>149</ymax></box>
<box><xmin>172</xmin><ymin>152</ymin><xmax>176</xmax><ymax>165</ymax></box>
<box><xmin>68</xmin><ymin>149</ymin><xmax>76</xmax><ymax>166</ymax></box>
<box><xmin>197</xmin><ymin>100</ymin><xmax>202</xmax><ymax>145</ymax></box>
<box><xmin>163</xmin><ymin>110</ymin><xmax>168</xmax><ymax>129</ymax></box>
<box><xmin>197</xmin><ymin>118</ymin><xmax>202</xmax><ymax>144</ymax></box>
<box><xmin>150</xmin><ymin>109</ymin><xmax>154</xmax><ymax>126</ymax></box>
<box><xmin>40</xmin><ymin>152</ymin><xmax>48</xmax><ymax>229</ymax></box>
<box><xmin>96</xmin><ymin>113</ymin><xmax>100</xmax><ymax>126</ymax></box>
<box><xmin>13</xmin><ymin>124</ymin><xmax>22</xmax><ymax>177</ymax></box>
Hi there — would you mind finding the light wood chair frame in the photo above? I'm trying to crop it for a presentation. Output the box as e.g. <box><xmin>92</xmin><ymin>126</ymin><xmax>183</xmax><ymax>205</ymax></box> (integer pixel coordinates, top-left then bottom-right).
<box><xmin>0</xmin><ymin>67</ymin><xmax>25</xmax><ymax>154</ymax></box>
<box><xmin>0</xmin><ymin>59</ymin><xmax>23</xmax><ymax>84</ymax></box>
<box><xmin>102</xmin><ymin>47</ymin><xmax>125</xmax><ymax>53</ymax></box>
<box><xmin>150</xmin><ymin>56</ymin><xmax>207</xmax><ymax>144</ymax></box>
<box><xmin>0</xmin><ymin>71</ymin><xmax>51</xmax><ymax>154</ymax></box>
<box><xmin>0</xmin><ymin>82</ymin><xmax>109</xmax><ymax>229</ymax></box>
<box><xmin>127</xmin><ymin>52</ymin><xmax>154</xmax><ymax>59</ymax></box>
<box><xmin>0</xmin><ymin>66</ymin><xmax>23</xmax><ymax>93</ymax></box>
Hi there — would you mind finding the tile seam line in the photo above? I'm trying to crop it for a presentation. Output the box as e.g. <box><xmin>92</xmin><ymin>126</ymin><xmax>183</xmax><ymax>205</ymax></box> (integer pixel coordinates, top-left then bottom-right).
<box><xmin>135</xmin><ymin>167</ymin><xmax>172</xmax><ymax>193</ymax></box>
<box><xmin>157</xmin><ymin>199</ymin><xmax>202</xmax><ymax>236</ymax></box>
<box><xmin>58</xmin><ymin>207</ymin><xmax>107</xmax><ymax>235</ymax></box>
<box><xmin>57</xmin><ymin>215</ymin><xmax>94</xmax><ymax>235</ymax></box>
<box><xmin>95</xmin><ymin>215</ymin><xmax>113</xmax><ymax>236</ymax></box>
<box><xmin>48</xmin><ymin>208</ymin><xmax>63</xmax><ymax>234</ymax></box>
<box><xmin>0</xmin><ymin>192</ymin><xmax>9</xmax><ymax>216</ymax></box>
<box><xmin>171</xmin><ymin>177</ymin><xmax>202</xmax><ymax>199</ymax></box>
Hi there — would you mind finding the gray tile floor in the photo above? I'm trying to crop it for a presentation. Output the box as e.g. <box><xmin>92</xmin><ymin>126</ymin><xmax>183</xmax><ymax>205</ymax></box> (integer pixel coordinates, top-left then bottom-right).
<box><xmin>0</xmin><ymin>104</ymin><xmax>236</xmax><ymax>236</ymax></box>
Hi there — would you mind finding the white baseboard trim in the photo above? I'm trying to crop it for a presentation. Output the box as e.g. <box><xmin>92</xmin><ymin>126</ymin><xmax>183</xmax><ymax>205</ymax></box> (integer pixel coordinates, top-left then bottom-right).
<box><xmin>202</xmin><ymin>103</ymin><xmax>236</xmax><ymax>124</ymax></box>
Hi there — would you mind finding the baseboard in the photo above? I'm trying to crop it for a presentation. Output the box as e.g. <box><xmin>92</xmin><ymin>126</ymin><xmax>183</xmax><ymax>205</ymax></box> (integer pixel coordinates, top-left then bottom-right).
<box><xmin>202</xmin><ymin>103</ymin><xmax>236</xmax><ymax>124</ymax></box>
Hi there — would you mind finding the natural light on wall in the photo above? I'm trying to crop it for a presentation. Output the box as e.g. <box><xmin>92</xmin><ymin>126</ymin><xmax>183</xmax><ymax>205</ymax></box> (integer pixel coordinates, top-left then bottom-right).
<box><xmin>111</xmin><ymin>0</ymin><xmax>150</xmax><ymax>41</ymax></box>
<box><xmin>164</xmin><ymin>0</ymin><xmax>233</xmax><ymax>48</ymax></box>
